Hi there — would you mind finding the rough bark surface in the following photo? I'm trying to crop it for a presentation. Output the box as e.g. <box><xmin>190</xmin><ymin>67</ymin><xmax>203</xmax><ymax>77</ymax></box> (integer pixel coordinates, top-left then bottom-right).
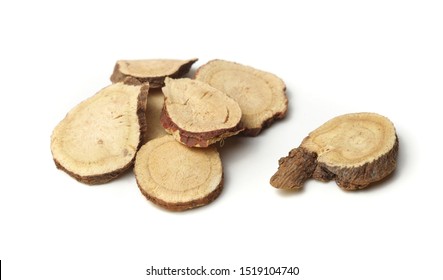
<box><xmin>270</xmin><ymin>147</ymin><xmax>317</xmax><ymax>190</ymax></box>
<box><xmin>51</xmin><ymin>82</ymin><xmax>149</xmax><ymax>185</ymax></box>
<box><xmin>110</xmin><ymin>58</ymin><xmax>197</xmax><ymax>88</ymax></box>
<box><xmin>134</xmin><ymin>135</ymin><xmax>223</xmax><ymax>211</ymax></box>
<box><xmin>322</xmin><ymin>138</ymin><xmax>399</xmax><ymax>190</ymax></box>
<box><xmin>195</xmin><ymin>59</ymin><xmax>288</xmax><ymax>136</ymax></box>
<box><xmin>160</xmin><ymin>77</ymin><xmax>243</xmax><ymax>147</ymax></box>
<box><xmin>270</xmin><ymin>112</ymin><xmax>399</xmax><ymax>191</ymax></box>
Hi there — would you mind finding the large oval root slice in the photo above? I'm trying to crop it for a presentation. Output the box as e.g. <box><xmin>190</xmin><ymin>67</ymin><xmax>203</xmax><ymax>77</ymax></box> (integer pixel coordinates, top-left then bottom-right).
<box><xmin>271</xmin><ymin>112</ymin><xmax>399</xmax><ymax>190</ymax></box>
<box><xmin>195</xmin><ymin>59</ymin><xmax>288</xmax><ymax>136</ymax></box>
<box><xmin>134</xmin><ymin>135</ymin><xmax>223</xmax><ymax>211</ymax></box>
<box><xmin>51</xmin><ymin>83</ymin><xmax>149</xmax><ymax>184</ymax></box>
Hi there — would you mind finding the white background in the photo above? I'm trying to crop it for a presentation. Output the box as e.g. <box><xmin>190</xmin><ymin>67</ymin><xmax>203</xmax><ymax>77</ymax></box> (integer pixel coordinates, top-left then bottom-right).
<box><xmin>1</xmin><ymin>0</ymin><xmax>442</xmax><ymax>279</ymax></box>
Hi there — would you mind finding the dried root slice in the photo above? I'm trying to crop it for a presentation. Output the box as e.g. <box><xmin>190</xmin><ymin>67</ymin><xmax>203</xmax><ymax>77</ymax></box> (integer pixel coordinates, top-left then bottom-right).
<box><xmin>51</xmin><ymin>82</ymin><xmax>149</xmax><ymax>185</ymax></box>
<box><xmin>134</xmin><ymin>135</ymin><xmax>223</xmax><ymax>211</ymax></box>
<box><xmin>143</xmin><ymin>88</ymin><xmax>168</xmax><ymax>144</ymax></box>
<box><xmin>270</xmin><ymin>113</ymin><xmax>399</xmax><ymax>191</ymax></box>
<box><xmin>110</xmin><ymin>58</ymin><xmax>197</xmax><ymax>88</ymax></box>
<box><xmin>160</xmin><ymin>77</ymin><xmax>243</xmax><ymax>148</ymax></box>
<box><xmin>195</xmin><ymin>59</ymin><xmax>288</xmax><ymax>136</ymax></box>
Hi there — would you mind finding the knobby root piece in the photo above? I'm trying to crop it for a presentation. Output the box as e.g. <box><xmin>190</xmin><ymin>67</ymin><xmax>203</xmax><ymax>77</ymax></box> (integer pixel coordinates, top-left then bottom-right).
<box><xmin>134</xmin><ymin>135</ymin><xmax>223</xmax><ymax>211</ymax></box>
<box><xmin>160</xmin><ymin>77</ymin><xmax>243</xmax><ymax>148</ymax></box>
<box><xmin>195</xmin><ymin>59</ymin><xmax>288</xmax><ymax>136</ymax></box>
<box><xmin>143</xmin><ymin>88</ymin><xmax>168</xmax><ymax>144</ymax></box>
<box><xmin>51</xmin><ymin>82</ymin><xmax>149</xmax><ymax>185</ymax></box>
<box><xmin>110</xmin><ymin>58</ymin><xmax>198</xmax><ymax>88</ymax></box>
<box><xmin>270</xmin><ymin>113</ymin><xmax>399</xmax><ymax>191</ymax></box>
<box><xmin>270</xmin><ymin>147</ymin><xmax>318</xmax><ymax>190</ymax></box>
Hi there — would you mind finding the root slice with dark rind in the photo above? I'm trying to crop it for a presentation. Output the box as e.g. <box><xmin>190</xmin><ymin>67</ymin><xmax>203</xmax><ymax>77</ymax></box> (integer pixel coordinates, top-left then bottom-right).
<box><xmin>51</xmin><ymin>82</ymin><xmax>149</xmax><ymax>185</ymax></box>
<box><xmin>270</xmin><ymin>112</ymin><xmax>399</xmax><ymax>191</ymax></box>
<box><xmin>195</xmin><ymin>59</ymin><xmax>288</xmax><ymax>136</ymax></box>
<box><xmin>134</xmin><ymin>135</ymin><xmax>223</xmax><ymax>211</ymax></box>
<box><xmin>110</xmin><ymin>58</ymin><xmax>198</xmax><ymax>88</ymax></box>
<box><xmin>160</xmin><ymin>77</ymin><xmax>243</xmax><ymax>148</ymax></box>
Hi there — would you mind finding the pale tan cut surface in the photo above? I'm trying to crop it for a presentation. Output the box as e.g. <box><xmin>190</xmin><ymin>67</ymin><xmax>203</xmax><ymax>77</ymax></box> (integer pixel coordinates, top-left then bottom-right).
<box><xmin>161</xmin><ymin>77</ymin><xmax>243</xmax><ymax>147</ymax></box>
<box><xmin>302</xmin><ymin>113</ymin><xmax>397</xmax><ymax>168</ymax></box>
<box><xmin>195</xmin><ymin>59</ymin><xmax>288</xmax><ymax>136</ymax></box>
<box><xmin>134</xmin><ymin>135</ymin><xmax>223</xmax><ymax>211</ymax></box>
<box><xmin>143</xmin><ymin>88</ymin><xmax>168</xmax><ymax>143</ymax></box>
<box><xmin>110</xmin><ymin>58</ymin><xmax>197</xmax><ymax>88</ymax></box>
<box><xmin>51</xmin><ymin>82</ymin><xmax>149</xmax><ymax>184</ymax></box>
<box><xmin>270</xmin><ymin>113</ymin><xmax>399</xmax><ymax>191</ymax></box>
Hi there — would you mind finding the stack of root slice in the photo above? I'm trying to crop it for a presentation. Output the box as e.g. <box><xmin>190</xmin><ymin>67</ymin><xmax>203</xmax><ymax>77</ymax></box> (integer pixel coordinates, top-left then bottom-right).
<box><xmin>137</xmin><ymin>59</ymin><xmax>286</xmax><ymax>210</ymax></box>
<box><xmin>270</xmin><ymin>112</ymin><xmax>399</xmax><ymax>191</ymax></box>
<box><xmin>51</xmin><ymin>58</ymin><xmax>288</xmax><ymax>211</ymax></box>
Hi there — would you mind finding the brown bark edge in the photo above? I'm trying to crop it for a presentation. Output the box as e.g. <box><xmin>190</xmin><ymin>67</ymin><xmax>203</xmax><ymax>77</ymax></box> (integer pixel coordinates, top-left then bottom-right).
<box><xmin>52</xmin><ymin>85</ymin><xmax>149</xmax><ymax>185</ymax></box>
<box><xmin>319</xmin><ymin>136</ymin><xmax>399</xmax><ymax>190</ymax></box>
<box><xmin>160</xmin><ymin>105</ymin><xmax>243</xmax><ymax>147</ymax></box>
<box><xmin>270</xmin><ymin>147</ymin><xmax>318</xmax><ymax>190</ymax></box>
<box><xmin>270</xmin><ymin>136</ymin><xmax>399</xmax><ymax>191</ymax></box>
<box><xmin>242</xmin><ymin>102</ymin><xmax>288</xmax><ymax>136</ymax></box>
<box><xmin>136</xmin><ymin>177</ymin><xmax>224</xmax><ymax>211</ymax></box>
<box><xmin>194</xmin><ymin>65</ymin><xmax>289</xmax><ymax>137</ymax></box>
<box><xmin>110</xmin><ymin>59</ymin><xmax>198</xmax><ymax>88</ymax></box>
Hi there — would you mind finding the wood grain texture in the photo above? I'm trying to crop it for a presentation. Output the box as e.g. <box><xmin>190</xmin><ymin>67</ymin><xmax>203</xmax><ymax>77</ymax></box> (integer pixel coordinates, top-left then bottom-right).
<box><xmin>195</xmin><ymin>59</ymin><xmax>288</xmax><ymax>136</ymax></box>
<box><xmin>160</xmin><ymin>77</ymin><xmax>243</xmax><ymax>147</ymax></box>
<box><xmin>134</xmin><ymin>135</ymin><xmax>223</xmax><ymax>211</ymax></box>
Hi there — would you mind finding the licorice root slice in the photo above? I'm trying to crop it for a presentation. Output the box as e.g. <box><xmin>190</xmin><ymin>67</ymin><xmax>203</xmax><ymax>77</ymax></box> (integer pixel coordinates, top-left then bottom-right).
<box><xmin>160</xmin><ymin>77</ymin><xmax>243</xmax><ymax>147</ymax></box>
<box><xmin>195</xmin><ymin>59</ymin><xmax>288</xmax><ymax>136</ymax></box>
<box><xmin>143</xmin><ymin>88</ymin><xmax>168</xmax><ymax>144</ymax></box>
<box><xmin>51</xmin><ymin>82</ymin><xmax>149</xmax><ymax>185</ymax></box>
<box><xmin>134</xmin><ymin>135</ymin><xmax>223</xmax><ymax>211</ymax></box>
<box><xmin>110</xmin><ymin>58</ymin><xmax>197</xmax><ymax>88</ymax></box>
<box><xmin>270</xmin><ymin>112</ymin><xmax>399</xmax><ymax>190</ymax></box>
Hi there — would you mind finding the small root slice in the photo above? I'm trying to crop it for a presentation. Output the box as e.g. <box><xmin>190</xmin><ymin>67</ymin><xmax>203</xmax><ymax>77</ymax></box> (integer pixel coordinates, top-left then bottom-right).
<box><xmin>134</xmin><ymin>135</ymin><xmax>223</xmax><ymax>211</ymax></box>
<box><xmin>111</xmin><ymin>58</ymin><xmax>197</xmax><ymax>88</ymax></box>
<box><xmin>161</xmin><ymin>77</ymin><xmax>243</xmax><ymax>147</ymax></box>
<box><xmin>143</xmin><ymin>88</ymin><xmax>168</xmax><ymax>144</ymax></box>
<box><xmin>271</xmin><ymin>112</ymin><xmax>399</xmax><ymax>191</ymax></box>
<box><xmin>195</xmin><ymin>59</ymin><xmax>288</xmax><ymax>136</ymax></box>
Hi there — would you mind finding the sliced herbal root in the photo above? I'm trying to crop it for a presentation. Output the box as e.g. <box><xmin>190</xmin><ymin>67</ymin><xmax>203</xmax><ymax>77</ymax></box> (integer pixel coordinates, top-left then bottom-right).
<box><xmin>160</xmin><ymin>77</ymin><xmax>243</xmax><ymax>148</ymax></box>
<box><xmin>195</xmin><ymin>59</ymin><xmax>288</xmax><ymax>136</ymax></box>
<box><xmin>110</xmin><ymin>58</ymin><xmax>197</xmax><ymax>88</ymax></box>
<box><xmin>270</xmin><ymin>112</ymin><xmax>399</xmax><ymax>191</ymax></box>
<box><xmin>143</xmin><ymin>88</ymin><xmax>168</xmax><ymax>144</ymax></box>
<box><xmin>51</xmin><ymin>82</ymin><xmax>149</xmax><ymax>185</ymax></box>
<box><xmin>134</xmin><ymin>135</ymin><xmax>223</xmax><ymax>211</ymax></box>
